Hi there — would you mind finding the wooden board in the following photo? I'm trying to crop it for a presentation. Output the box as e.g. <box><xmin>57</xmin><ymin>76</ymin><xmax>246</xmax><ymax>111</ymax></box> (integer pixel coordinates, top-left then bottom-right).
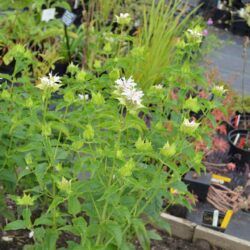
<box><xmin>193</xmin><ymin>225</ymin><xmax>250</xmax><ymax>250</ymax></box>
<box><xmin>160</xmin><ymin>213</ymin><xmax>196</xmax><ymax>240</ymax></box>
<box><xmin>160</xmin><ymin>213</ymin><xmax>250</xmax><ymax>250</ymax></box>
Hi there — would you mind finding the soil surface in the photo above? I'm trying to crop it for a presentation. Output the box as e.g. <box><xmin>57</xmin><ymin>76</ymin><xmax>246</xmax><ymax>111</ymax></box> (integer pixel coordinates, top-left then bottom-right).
<box><xmin>136</xmin><ymin>230</ymin><xmax>221</xmax><ymax>250</ymax></box>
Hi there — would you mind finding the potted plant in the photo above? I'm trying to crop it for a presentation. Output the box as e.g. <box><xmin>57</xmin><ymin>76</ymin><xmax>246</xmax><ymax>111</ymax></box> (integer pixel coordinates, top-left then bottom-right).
<box><xmin>228</xmin><ymin>129</ymin><xmax>250</xmax><ymax>167</ymax></box>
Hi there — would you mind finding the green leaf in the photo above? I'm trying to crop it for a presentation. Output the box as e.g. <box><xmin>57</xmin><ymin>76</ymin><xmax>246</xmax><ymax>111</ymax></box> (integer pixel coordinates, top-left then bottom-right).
<box><xmin>0</xmin><ymin>169</ymin><xmax>17</xmax><ymax>184</ymax></box>
<box><xmin>35</xmin><ymin>163</ymin><xmax>47</xmax><ymax>187</ymax></box>
<box><xmin>50</xmin><ymin>122</ymin><xmax>70</xmax><ymax>138</ymax></box>
<box><xmin>47</xmin><ymin>197</ymin><xmax>64</xmax><ymax>214</ymax></box>
<box><xmin>16</xmin><ymin>142</ymin><xmax>42</xmax><ymax>152</ymax></box>
<box><xmin>171</xmin><ymin>180</ymin><xmax>187</xmax><ymax>193</ymax></box>
<box><xmin>68</xmin><ymin>196</ymin><xmax>81</xmax><ymax>216</ymax></box>
<box><xmin>22</xmin><ymin>208</ymin><xmax>32</xmax><ymax>229</ymax></box>
<box><xmin>44</xmin><ymin>229</ymin><xmax>59</xmax><ymax>250</ymax></box>
<box><xmin>34</xmin><ymin>227</ymin><xmax>46</xmax><ymax>243</ymax></box>
<box><xmin>132</xmin><ymin>219</ymin><xmax>149</xmax><ymax>250</ymax></box>
<box><xmin>5</xmin><ymin>220</ymin><xmax>26</xmax><ymax>231</ymax></box>
<box><xmin>147</xmin><ymin>230</ymin><xmax>162</xmax><ymax>241</ymax></box>
<box><xmin>104</xmin><ymin>221</ymin><xmax>123</xmax><ymax>248</ymax></box>
<box><xmin>34</xmin><ymin>214</ymin><xmax>53</xmax><ymax>226</ymax></box>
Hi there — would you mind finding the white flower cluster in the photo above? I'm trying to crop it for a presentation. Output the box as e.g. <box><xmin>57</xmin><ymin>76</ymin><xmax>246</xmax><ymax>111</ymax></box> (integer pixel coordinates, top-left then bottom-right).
<box><xmin>36</xmin><ymin>72</ymin><xmax>62</xmax><ymax>92</ymax></box>
<box><xmin>181</xmin><ymin>118</ymin><xmax>200</xmax><ymax>135</ymax></box>
<box><xmin>187</xmin><ymin>29</ymin><xmax>203</xmax><ymax>38</ymax></box>
<box><xmin>115</xmin><ymin>13</ymin><xmax>131</xmax><ymax>25</ymax></box>
<box><xmin>78</xmin><ymin>94</ymin><xmax>89</xmax><ymax>101</ymax></box>
<box><xmin>182</xmin><ymin>119</ymin><xmax>199</xmax><ymax>129</ymax></box>
<box><xmin>212</xmin><ymin>85</ymin><xmax>227</xmax><ymax>97</ymax></box>
<box><xmin>238</xmin><ymin>8</ymin><xmax>246</xmax><ymax>18</ymax></box>
<box><xmin>115</xmin><ymin>77</ymin><xmax>144</xmax><ymax>108</ymax></box>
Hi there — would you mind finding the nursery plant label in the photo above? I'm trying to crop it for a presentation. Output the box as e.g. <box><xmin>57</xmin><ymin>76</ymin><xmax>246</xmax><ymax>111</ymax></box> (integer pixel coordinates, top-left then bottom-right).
<box><xmin>61</xmin><ymin>10</ymin><xmax>76</xmax><ymax>26</ymax></box>
<box><xmin>41</xmin><ymin>8</ymin><xmax>56</xmax><ymax>22</ymax></box>
<box><xmin>74</xmin><ymin>0</ymin><xmax>80</xmax><ymax>9</ymax></box>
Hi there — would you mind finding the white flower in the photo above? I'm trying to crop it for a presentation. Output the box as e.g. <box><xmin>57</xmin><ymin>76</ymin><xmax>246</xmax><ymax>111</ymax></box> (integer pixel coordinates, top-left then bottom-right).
<box><xmin>238</xmin><ymin>8</ymin><xmax>246</xmax><ymax>18</ymax></box>
<box><xmin>183</xmin><ymin>119</ymin><xmax>199</xmax><ymax>128</ymax></box>
<box><xmin>181</xmin><ymin>119</ymin><xmax>200</xmax><ymax>135</ymax></box>
<box><xmin>115</xmin><ymin>13</ymin><xmax>131</xmax><ymax>25</ymax></box>
<box><xmin>217</xmin><ymin>0</ymin><xmax>224</xmax><ymax>10</ymax></box>
<box><xmin>114</xmin><ymin>76</ymin><xmax>144</xmax><ymax>108</ymax></box>
<box><xmin>154</xmin><ymin>84</ymin><xmax>163</xmax><ymax>89</ymax></box>
<box><xmin>122</xmin><ymin>87</ymin><xmax>144</xmax><ymax>106</ymax></box>
<box><xmin>212</xmin><ymin>85</ymin><xmax>227</xmax><ymax>97</ymax></box>
<box><xmin>115</xmin><ymin>77</ymin><xmax>137</xmax><ymax>91</ymax></box>
<box><xmin>78</xmin><ymin>94</ymin><xmax>89</xmax><ymax>101</ymax></box>
<box><xmin>29</xmin><ymin>231</ymin><xmax>34</xmax><ymax>238</ymax></box>
<box><xmin>36</xmin><ymin>72</ymin><xmax>62</xmax><ymax>92</ymax></box>
<box><xmin>187</xmin><ymin>29</ymin><xmax>203</xmax><ymax>38</ymax></box>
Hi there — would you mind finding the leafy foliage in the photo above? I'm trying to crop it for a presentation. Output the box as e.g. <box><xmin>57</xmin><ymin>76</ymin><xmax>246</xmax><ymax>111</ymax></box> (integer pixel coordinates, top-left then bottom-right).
<box><xmin>0</xmin><ymin>1</ymin><xmax>227</xmax><ymax>249</ymax></box>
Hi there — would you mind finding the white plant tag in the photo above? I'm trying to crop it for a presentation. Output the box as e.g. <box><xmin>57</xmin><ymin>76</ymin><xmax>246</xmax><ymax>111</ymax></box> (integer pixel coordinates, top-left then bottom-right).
<box><xmin>217</xmin><ymin>0</ymin><xmax>223</xmax><ymax>10</ymax></box>
<box><xmin>212</xmin><ymin>210</ymin><xmax>219</xmax><ymax>227</ymax></box>
<box><xmin>61</xmin><ymin>10</ymin><xmax>77</xmax><ymax>26</ymax></box>
<box><xmin>74</xmin><ymin>0</ymin><xmax>80</xmax><ymax>9</ymax></box>
<box><xmin>41</xmin><ymin>8</ymin><xmax>56</xmax><ymax>22</ymax></box>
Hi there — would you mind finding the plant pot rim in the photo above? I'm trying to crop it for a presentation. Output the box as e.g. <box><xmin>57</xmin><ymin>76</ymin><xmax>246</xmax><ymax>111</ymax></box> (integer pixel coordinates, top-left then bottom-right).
<box><xmin>228</xmin><ymin>129</ymin><xmax>250</xmax><ymax>153</ymax></box>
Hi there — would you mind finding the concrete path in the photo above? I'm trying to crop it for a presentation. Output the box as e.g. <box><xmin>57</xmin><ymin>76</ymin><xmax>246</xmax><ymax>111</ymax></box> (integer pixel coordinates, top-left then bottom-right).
<box><xmin>205</xmin><ymin>28</ymin><xmax>250</xmax><ymax>95</ymax></box>
<box><xmin>186</xmin><ymin>0</ymin><xmax>250</xmax><ymax>95</ymax></box>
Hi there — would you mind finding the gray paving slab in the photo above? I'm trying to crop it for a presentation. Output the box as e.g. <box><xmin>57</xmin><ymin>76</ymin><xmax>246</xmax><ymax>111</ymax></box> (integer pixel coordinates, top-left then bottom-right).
<box><xmin>205</xmin><ymin>28</ymin><xmax>250</xmax><ymax>95</ymax></box>
<box><xmin>187</xmin><ymin>202</ymin><xmax>250</xmax><ymax>241</ymax></box>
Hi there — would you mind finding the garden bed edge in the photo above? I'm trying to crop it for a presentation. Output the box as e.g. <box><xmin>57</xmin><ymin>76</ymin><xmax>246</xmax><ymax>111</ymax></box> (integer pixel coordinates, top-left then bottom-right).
<box><xmin>160</xmin><ymin>212</ymin><xmax>250</xmax><ymax>250</ymax></box>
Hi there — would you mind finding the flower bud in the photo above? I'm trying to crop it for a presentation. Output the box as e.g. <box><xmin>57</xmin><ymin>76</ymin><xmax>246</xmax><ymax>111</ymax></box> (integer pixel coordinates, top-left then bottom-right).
<box><xmin>25</xmin><ymin>97</ymin><xmax>33</xmax><ymax>108</ymax></box>
<box><xmin>1</xmin><ymin>90</ymin><xmax>11</xmax><ymax>100</ymax></box>
<box><xmin>16</xmin><ymin>194</ymin><xmax>35</xmax><ymax>206</ymax></box>
<box><xmin>184</xmin><ymin>97</ymin><xmax>200</xmax><ymax>113</ymax></box>
<box><xmin>76</xmin><ymin>70</ymin><xmax>87</xmax><ymax>81</ymax></box>
<box><xmin>67</xmin><ymin>63</ymin><xmax>79</xmax><ymax>75</ymax></box>
<box><xmin>116</xmin><ymin>149</ymin><xmax>124</xmax><ymax>160</ymax></box>
<box><xmin>135</xmin><ymin>137</ymin><xmax>152</xmax><ymax>152</ymax></box>
<box><xmin>92</xmin><ymin>92</ymin><xmax>105</xmax><ymax>106</ymax></box>
<box><xmin>160</xmin><ymin>142</ymin><xmax>176</xmax><ymax>157</ymax></box>
<box><xmin>109</xmin><ymin>68</ymin><xmax>120</xmax><ymax>80</ymax></box>
<box><xmin>119</xmin><ymin>158</ymin><xmax>135</xmax><ymax>177</ymax></box>
<box><xmin>57</xmin><ymin>177</ymin><xmax>72</xmax><ymax>195</ymax></box>
<box><xmin>42</xmin><ymin>123</ymin><xmax>52</xmax><ymax>137</ymax></box>
<box><xmin>83</xmin><ymin>124</ymin><xmax>94</xmax><ymax>140</ymax></box>
<box><xmin>104</xmin><ymin>43</ymin><xmax>112</xmax><ymax>53</ymax></box>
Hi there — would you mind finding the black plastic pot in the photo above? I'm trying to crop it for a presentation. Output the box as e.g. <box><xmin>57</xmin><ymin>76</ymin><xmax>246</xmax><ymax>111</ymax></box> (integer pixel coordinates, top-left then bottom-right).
<box><xmin>0</xmin><ymin>78</ymin><xmax>12</xmax><ymax>86</ymax></box>
<box><xmin>0</xmin><ymin>60</ymin><xmax>15</xmax><ymax>75</ymax></box>
<box><xmin>230</xmin><ymin>113</ymin><xmax>250</xmax><ymax>130</ymax></box>
<box><xmin>165</xmin><ymin>204</ymin><xmax>188</xmax><ymax>219</ymax></box>
<box><xmin>228</xmin><ymin>129</ymin><xmax>250</xmax><ymax>166</ymax></box>
<box><xmin>212</xmin><ymin>9</ymin><xmax>232</xmax><ymax>29</ymax></box>
<box><xmin>51</xmin><ymin>61</ymin><xmax>69</xmax><ymax>76</ymax></box>
<box><xmin>202</xmin><ymin>210</ymin><xmax>226</xmax><ymax>232</ymax></box>
<box><xmin>183</xmin><ymin>171</ymin><xmax>212</xmax><ymax>202</ymax></box>
<box><xmin>231</xmin><ymin>15</ymin><xmax>250</xmax><ymax>37</ymax></box>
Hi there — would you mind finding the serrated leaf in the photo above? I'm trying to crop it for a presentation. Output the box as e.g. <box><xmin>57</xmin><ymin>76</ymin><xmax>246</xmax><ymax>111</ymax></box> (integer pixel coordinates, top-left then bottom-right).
<box><xmin>68</xmin><ymin>196</ymin><xmax>81</xmax><ymax>216</ymax></box>
<box><xmin>147</xmin><ymin>230</ymin><xmax>162</xmax><ymax>240</ymax></box>
<box><xmin>5</xmin><ymin>220</ymin><xmax>26</xmax><ymax>231</ymax></box>
<box><xmin>104</xmin><ymin>222</ymin><xmax>123</xmax><ymax>247</ymax></box>
<box><xmin>132</xmin><ymin>219</ymin><xmax>149</xmax><ymax>250</ymax></box>
<box><xmin>34</xmin><ymin>214</ymin><xmax>53</xmax><ymax>226</ymax></box>
<box><xmin>171</xmin><ymin>180</ymin><xmax>187</xmax><ymax>193</ymax></box>
<box><xmin>50</xmin><ymin>121</ymin><xmax>70</xmax><ymax>137</ymax></box>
